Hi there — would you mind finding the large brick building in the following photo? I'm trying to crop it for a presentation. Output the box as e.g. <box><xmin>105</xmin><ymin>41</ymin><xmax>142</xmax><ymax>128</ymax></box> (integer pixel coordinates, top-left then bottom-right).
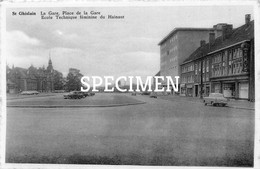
<box><xmin>180</xmin><ymin>15</ymin><xmax>254</xmax><ymax>101</ymax></box>
<box><xmin>6</xmin><ymin>58</ymin><xmax>55</xmax><ymax>93</ymax></box>
<box><xmin>157</xmin><ymin>26</ymin><xmax>224</xmax><ymax>93</ymax></box>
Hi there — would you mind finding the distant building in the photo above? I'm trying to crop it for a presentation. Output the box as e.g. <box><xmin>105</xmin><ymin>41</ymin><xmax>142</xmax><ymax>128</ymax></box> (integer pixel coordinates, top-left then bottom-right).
<box><xmin>153</xmin><ymin>71</ymin><xmax>162</xmax><ymax>92</ymax></box>
<box><xmin>180</xmin><ymin>15</ymin><xmax>254</xmax><ymax>101</ymax></box>
<box><xmin>157</xmin><ymin>26</ymin><xmax>224</xmax><ymax>93</ymax></box>
<box><xmin>6</xmin><ymin>58</ymin><xmax>54</xmax><ymax>93</ymax></box>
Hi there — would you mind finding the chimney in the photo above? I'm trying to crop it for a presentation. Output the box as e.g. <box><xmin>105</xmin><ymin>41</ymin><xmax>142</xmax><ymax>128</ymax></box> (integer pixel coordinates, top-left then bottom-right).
<box><xmin>222</xmin><ymin>24</ymin><xmax>233</xmax><ymax>41</ymax></box>
<box><xmin>245</xmin><ymin>14</ymin><xmax>251</xmax><ymax>25</ymax></box>
<box><xmin>200</xmin><ymin>40</ymin><xmax>206</xmax><ymax>47</ymax></box>
<box><xmin>209</xmin><ymin>32</ymin><xmax>215</xmax><ymax>45</ymax></box>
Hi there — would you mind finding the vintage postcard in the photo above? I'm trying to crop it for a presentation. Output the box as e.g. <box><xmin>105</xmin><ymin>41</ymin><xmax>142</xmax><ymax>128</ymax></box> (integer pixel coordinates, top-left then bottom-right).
<box><xmin>0</xmin><ymin>1</ymin><xmax>259</xmax><ymax>168</ymax></box>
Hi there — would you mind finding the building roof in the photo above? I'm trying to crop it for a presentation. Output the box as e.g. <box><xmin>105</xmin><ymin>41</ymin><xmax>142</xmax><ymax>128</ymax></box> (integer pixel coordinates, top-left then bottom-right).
<box><xmin>154</xmin><ymin>71</ymin><xmax>160</xmax><ymax>76</ymax></box>
<box><xmin>181</xmin><ymin>20</ymin><xmax>254</xmax><ymax>65</ymax></box>
<box><xmin>158</xmin><ymin>27</ymin><xmax>217</xmax><ymax>46</ymax></box>
<box><xmin>13</xmin><ymin>67</ymin><xmax>27</xmax><ymax>78</ymax></box>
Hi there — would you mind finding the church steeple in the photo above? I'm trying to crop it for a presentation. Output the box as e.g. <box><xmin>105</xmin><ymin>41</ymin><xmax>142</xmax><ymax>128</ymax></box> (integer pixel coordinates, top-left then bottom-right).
<box><xmin>47</xmin><ymin>52</ymin><xmax>53</xmax><ymax>72</ymax></box>
<box><xmin>48</xmin><ymin>57</ymin><xmax>52</xmax><ymax>66</ymax></box>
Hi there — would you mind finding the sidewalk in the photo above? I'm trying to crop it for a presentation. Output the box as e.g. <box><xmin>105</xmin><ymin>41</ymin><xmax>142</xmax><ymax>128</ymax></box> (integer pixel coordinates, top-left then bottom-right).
<box><xmin>226</xmin><ymin>99</ymin><xmax>255</xmax><ymax>110</ymax></box>
<box><xmin>158</xmin><ymin>95</ymin><xmax>255</xmax><ymax>110</ymax></box>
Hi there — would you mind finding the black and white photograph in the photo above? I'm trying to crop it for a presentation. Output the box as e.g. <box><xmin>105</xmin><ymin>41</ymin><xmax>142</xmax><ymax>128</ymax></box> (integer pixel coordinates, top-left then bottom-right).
<box><xmin>0</xmin><ymin>1</ymin><xmax>259</xmax><ymax>168</ymax></box>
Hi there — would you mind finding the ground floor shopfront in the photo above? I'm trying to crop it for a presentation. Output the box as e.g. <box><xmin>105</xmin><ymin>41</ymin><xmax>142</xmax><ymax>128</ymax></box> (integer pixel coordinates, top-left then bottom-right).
<box><xmin>210</xmin><ymin>75</ymin><xmax>254</xmax><ymax>101</ymax></box>
<box><xmin>211</xmin><ymin>81</ymin><xmax>249</xmax><ymax>99</ymax></box>
<box><xmin>180</xmin><ymin>84</ymin><xmax>194</xmax><ymax>97</ymax></box>
<box><xmin>172</xmin><ymin>75</ymin><xmax>254</xmax><ymax>101</ymax></box>
<box><xmin>181</xmin><ymin>83</ymin><xmax>211</xmax><ymax>98</ymax></box>
<box><xmin>180</xmin><ymin>79</ymin><xmax>253</xmax><ymax>101</ymax></box>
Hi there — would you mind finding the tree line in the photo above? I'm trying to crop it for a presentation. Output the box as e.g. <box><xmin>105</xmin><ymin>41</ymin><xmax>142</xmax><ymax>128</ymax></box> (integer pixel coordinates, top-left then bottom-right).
<box><xmin>54</xmin><ymin>70</ymin><xmax>83</xmax><ymax>92</ymax></box>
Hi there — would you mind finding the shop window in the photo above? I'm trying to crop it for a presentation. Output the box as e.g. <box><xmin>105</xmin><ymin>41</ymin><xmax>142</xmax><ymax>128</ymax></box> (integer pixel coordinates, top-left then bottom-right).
<box><xmin>223</xmin><ymin>83</ymin><xmax>235</xmax><ymax>98</ymax></box>
<box><xmin>214</xmin><ymin>83</ymin><xmax>221</xmax><ymax>93</ymax></box>
<box><xmin>239</xmin><ymin>82</ymin><xmax>249</xmax><ymax>99</ymax></box>
<box><xmin>181</xmin><ymin>87</ymin><xmax>186</xmax><ymax>95</ymax></box>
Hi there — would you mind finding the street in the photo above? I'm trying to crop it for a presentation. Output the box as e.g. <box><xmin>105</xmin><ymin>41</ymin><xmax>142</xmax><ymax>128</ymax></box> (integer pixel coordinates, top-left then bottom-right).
<box><xmin>6</xmin><ymin>93</ymin><xmax>254</xmax><ymax>166</ymax></box>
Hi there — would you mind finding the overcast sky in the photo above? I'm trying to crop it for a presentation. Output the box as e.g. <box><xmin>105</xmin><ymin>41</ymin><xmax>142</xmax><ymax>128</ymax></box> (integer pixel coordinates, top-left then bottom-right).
<box><xmin>6</xmin><ymin>5</ymin><xmax>254</xmax><ymax>80</ymax></box>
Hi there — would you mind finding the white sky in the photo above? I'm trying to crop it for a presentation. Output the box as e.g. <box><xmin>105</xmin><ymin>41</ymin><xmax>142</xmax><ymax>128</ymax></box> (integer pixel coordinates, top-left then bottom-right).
<box><xmin>6</xmin><ymin>6</ymin><xmax>254</xmax><ymax>80</ymax></box>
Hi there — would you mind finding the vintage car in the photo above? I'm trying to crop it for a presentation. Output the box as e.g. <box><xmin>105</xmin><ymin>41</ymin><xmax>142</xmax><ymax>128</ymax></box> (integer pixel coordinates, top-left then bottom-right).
<box><xmin>141</xmin><ymin>91</ymin><xmax>151</xmax><ymax>95</ymax></box>
<box><xmin>203</xmin><ymin>93</ymin><xmax>229</xmax><ymax>107</ymax></box>
<box><xmin>150</xmin><ymin>93</ymin><xmax>157</xmax><ymax>98</ymax></box>
<box><xmin>79</xmin><ymin>92</ymin><xmax>89</xmax><ymax>97</ymax></box>
<box><xmin>64</xmin><ymin>91</ymin><xmax>84</xmax><ymax>99</ymax></box>
<box><xmin>20</xmin><ymin>90</ymin><xmax>39</xmax><ymax>95</ymax></box>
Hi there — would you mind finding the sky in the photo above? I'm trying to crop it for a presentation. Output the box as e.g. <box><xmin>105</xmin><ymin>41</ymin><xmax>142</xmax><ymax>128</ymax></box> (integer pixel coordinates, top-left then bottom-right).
<box><xmin>5</xmin><ymin>5</ymin><xmax>254</xmax><ymax>81</ymax></box>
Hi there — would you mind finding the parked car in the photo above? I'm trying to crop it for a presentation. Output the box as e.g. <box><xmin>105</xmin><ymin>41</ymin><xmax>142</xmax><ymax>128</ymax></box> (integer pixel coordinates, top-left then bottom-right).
<box><xmin>89</xmin><ymin>92</ymin><xmax>95</xmax><ymax>96</ymax></box>
<box><xmin>64</xmin><ymin>91</ymin><xmax>84</xmax><ymax>99</ymax></box>
<box><xmin>203</xmin><ymin>93</ymin><xmax>229</xmax><ymax>107</ymax></box>
<box><xmin>21</xmin><ymin>90</ymin><xmax>39</xmax><ymax>95</ymax></box>
<box><xmin>131</xmin><ymin>92</ymin><xmax>136</xmax><ymax>96</ymax></box>
<box><xmin>150</xmin><ymin>93</ymin><xmax>157</xmax><ymax>98</ymax></box>
<box><xmin>79</xmin><ymin>92</ymin><xmax>89</xmax><ymax>97</ymax></box>
<box><xmin>53</xmin><ymin>90</ymin><xmax>65</xmax><ymax>93</ymax></box>
<box><xmin>141</xmin><ymin>91</ymin><xmax>151</xmax><ymax>95</ymax></box>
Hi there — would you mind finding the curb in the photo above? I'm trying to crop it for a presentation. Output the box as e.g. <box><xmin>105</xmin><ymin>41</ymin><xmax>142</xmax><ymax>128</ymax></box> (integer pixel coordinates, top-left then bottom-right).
<box><xmin>226</xmin><ymin>106</ymin><xmax>255</xmax><ymax>110</ymax></box>
<box><xmin>158</xmin><ymin>96</ymin><xmax>254</xmax><ymax>110</ymax></box>
<box><xmin>7</xmin><ymin>95</ymin><xmax>56</xmax><ymax>100</ymax></box>
<box><xmin>7</xmin><ymin>102</ymin><xmax>146</xmax><ymax>108</ymax></box>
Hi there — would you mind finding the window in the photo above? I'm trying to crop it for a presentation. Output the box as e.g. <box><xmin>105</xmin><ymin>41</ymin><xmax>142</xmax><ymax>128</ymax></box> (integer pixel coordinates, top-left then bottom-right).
<box><xmin>228</xmin><ymin>50</ymin><xmax>232</xmax><ymax>60</ymax></box>
<box><xmin>206</xmin><ymin>73</ymin><xmax>209</xmax><ymax>81</ymax></box>
<box><xmin>170</xmin><ymin>48</ymin><xmax>173</xmax><ymax>53</ymax></box>
<box><xmin>222</xmin><ymin>51</ymin><xmax>228</xmax><ymax>76</ymax></box>
<box><xmin>225</xmin><ymin>47</ymin><xmax>244</xmax><ymax>75</ymax></box>
<box><xmin>161</xmin><ymin>43</ymin><xmax>167</xmax><ymax>49</ymax></box>
<box><xmin>228</xmin><ymin>61</ymin><xmax>232</xmax><ymax>75</ymax></box>
<box><xmin>238</xmin><ymin>48</ymin><xmax>242</xmax><ymax>58</ymax></box>
<box><xmin>233</xmin><ymin>62</ymin><xmax>236</xmax><ymax>74</ymax></box>
<box><xmin>202</xmin><ymin>61</ymin><xmax>205</xmax><ymax>73</ymax></box>
<box><xmin>206</xmin><ymin>60</ymin><xmax>209</xmax><ymax>72</ymax></box>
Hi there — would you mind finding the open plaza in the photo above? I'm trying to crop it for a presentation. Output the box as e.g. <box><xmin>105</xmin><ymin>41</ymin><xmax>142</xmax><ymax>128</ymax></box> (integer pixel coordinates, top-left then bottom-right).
<box><xmin>6</xmin><ymin>93</ymin><xmax>254</xmax><ymax>166</ymax></box>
